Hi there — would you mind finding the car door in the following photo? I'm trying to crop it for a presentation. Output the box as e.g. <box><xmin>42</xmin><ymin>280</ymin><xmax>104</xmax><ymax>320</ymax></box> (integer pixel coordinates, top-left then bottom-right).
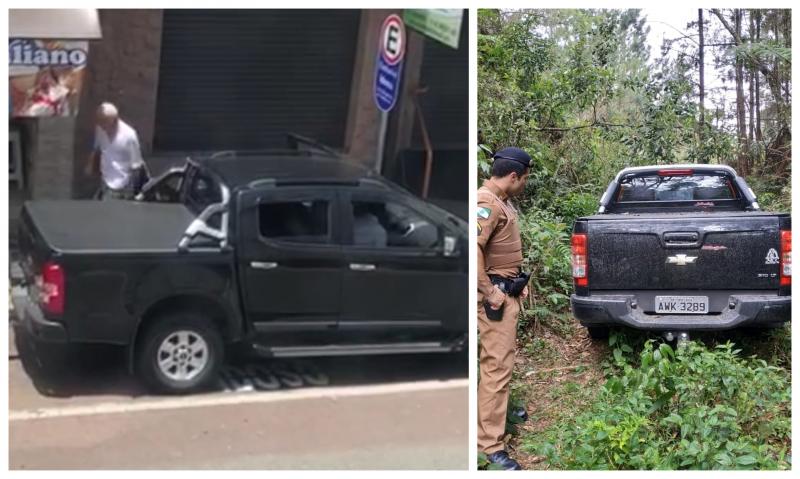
<box><xmin>236</xmin><ymin>186</ymin><xmax>344</xmax><ymax>329</ymax></box>
<box><xmin>338</xmin><ymin>189</ymin><xmax>464</xmax><ymax>335</ymax></box>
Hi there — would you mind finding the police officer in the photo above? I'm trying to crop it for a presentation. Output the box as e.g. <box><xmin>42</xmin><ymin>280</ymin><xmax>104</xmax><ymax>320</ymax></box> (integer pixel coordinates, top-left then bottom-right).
<box><xmin>477</xmin><ymin>147</ymin><xmax>532</xmax><ymax>470</ymax></box>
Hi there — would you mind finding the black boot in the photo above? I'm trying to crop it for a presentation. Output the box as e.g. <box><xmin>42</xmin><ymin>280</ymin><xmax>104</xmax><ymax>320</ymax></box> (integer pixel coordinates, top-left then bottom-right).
<box><xmin>486</xmin><ymin>450</ymin><xmax>522</xmax><ymax>470</ymax></box>
<box><xmin>510</xmin><ymin>407</ymin><xmax>528</xmax><ymax>423</ymax></box>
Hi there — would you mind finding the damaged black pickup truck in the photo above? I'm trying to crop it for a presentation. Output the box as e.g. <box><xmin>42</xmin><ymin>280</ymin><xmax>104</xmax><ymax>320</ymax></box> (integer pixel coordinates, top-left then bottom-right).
<box><xmin>571</xmin><ymin>164</ymin><xmax>790</xmax><ymax>340</ymax></box>
<box><xmin>12</xmin><ymin>153</ymin><xmax>467</xmax><ymax>393</ymax></box>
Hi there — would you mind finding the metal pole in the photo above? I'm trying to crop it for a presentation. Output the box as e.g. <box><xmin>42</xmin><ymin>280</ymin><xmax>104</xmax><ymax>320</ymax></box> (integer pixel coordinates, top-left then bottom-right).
<box><xmin>376</xmin><ymin>110</ymin><xmax>388</xmax><ymax>174</ymax></box>
<box><xmin>413</xmin><ymin>86</ymin><xmax>433</xmax><ymax>199</ymax></box>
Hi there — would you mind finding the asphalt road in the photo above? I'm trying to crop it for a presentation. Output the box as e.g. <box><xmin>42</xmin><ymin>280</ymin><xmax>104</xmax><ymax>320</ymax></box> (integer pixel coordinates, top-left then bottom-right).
<box><xmin>9</xmin><ymin>325</ymin><xmax>468</xmax><ymax>470</ymax></box>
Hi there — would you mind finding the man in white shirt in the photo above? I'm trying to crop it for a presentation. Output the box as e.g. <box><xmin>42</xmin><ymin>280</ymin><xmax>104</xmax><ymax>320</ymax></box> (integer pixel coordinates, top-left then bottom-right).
<box><xmin>85</xmin><ymin>102</ymin><xmax>146</xmax><ymax>200</ymax></box>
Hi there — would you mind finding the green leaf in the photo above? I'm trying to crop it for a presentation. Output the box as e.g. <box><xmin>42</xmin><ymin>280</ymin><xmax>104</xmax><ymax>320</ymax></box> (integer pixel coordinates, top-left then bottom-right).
<box><xmin>659</xmin><ymin>343</ymin><xmax>675</xmax><ymax>359</ymax></box>
<box><xmin>664</xmin><ymin>413</ymin><xmax>682</xmax><ymax>425</ymax></box>
<box><xmin>686</xmin><ymin>441</ymin><xmax>701</xmax><ymax>456</ymax></box>
<box><xmin>613</xmin><ymin>348</ymin><xmax>624</xmax><ymax>363</ymax></box>
<box><xmin>736</xmin><ymin>455</ymin><xmax>757</xmax><ymax>466</ymax></box>
<box><xmin>714</xmin><ymin>453</ymin><xmax>733</xmax><ymax>467</ymax></box>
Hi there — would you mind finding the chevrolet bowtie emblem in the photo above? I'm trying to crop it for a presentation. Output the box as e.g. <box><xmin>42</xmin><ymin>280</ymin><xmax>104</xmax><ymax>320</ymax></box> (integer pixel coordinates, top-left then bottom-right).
<box><xmin>666</xmin><ymin>254</ymin><xmax>697</xmax><ymax>266</ymax></box>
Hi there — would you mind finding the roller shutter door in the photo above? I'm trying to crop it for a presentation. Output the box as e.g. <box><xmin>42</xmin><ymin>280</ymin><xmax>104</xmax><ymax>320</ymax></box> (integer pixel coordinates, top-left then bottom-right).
<box><xmin>411</xmin><ymin>11</ymin><xmax>468</xmax><ymax>149</ymax></box>
<box><xmin>154</xmin><ymin>10</ymin><xmax>361</xmax><ymax>151</ymax></box>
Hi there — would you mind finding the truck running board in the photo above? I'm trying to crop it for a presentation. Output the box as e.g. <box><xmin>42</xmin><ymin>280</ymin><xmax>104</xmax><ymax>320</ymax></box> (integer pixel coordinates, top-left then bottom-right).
<box><xmin>250</xmin><ymin>341</ymin><xmax>458</xmax><ymax>358</ymax></box>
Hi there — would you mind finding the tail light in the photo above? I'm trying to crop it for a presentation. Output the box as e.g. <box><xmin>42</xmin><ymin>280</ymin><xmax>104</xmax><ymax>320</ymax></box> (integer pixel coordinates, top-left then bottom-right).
<box><xmin>572</xmin><ymin>233</ymin><xmax>588</xmax><ymax>287</ymax></box>
<box><xmin>36</xmin><ymin>261</ymin><xmax>65</xmax><ymax>315</ymax></box>
<box><xmin>780</xmin><ymin>230</ymin><xmax>791</xmax><ymax>286</ymax></box>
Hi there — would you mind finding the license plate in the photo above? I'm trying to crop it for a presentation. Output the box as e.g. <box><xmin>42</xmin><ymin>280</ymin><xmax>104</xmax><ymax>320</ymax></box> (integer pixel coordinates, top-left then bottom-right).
<box><xmin>655</xmin><ymin>295</ymin><xmax>709</xmax><ymax>314</ymax></box>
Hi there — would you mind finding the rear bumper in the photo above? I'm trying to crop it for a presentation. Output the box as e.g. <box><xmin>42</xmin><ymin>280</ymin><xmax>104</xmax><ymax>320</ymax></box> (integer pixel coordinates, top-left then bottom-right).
<box><xmin>571</xmin><ymin>293</ymin><xmax>790</xmax><ymax>331</ymax></box>
<box><xmin>10</xmin><ymin>288</ymin><xmax>68</xmax><ymax>342</ymax></box>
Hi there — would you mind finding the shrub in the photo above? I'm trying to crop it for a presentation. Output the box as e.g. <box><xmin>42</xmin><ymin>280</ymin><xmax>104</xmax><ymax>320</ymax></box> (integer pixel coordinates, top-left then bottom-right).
<box><xmin>524</xmin><ymin>340</ymin><xmax>791</xmax><ymax>470</ymax></box>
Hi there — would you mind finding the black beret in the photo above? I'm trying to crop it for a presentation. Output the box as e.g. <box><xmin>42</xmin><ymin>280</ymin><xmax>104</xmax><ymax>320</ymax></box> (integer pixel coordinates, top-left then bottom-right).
<box><xmin>493</xmin><ymin>147</ymin><xmax>533</xmax><ymax>167</ymax></box>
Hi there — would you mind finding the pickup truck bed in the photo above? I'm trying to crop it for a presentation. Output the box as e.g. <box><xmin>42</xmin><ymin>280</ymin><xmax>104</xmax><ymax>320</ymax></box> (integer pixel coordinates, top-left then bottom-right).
<box><xmin>23</xmin><ymin>200</ymin><xmax>195</xmax><ymax>253</ymax></box>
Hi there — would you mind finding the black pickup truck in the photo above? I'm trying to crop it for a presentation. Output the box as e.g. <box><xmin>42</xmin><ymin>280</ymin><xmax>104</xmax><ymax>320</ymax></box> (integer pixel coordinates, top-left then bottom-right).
<box><xmin>570</xmin><ymin>164</ymin><xmax>790</xmax><ymax>339</ymax></box>
<box><xmin>12</xmin><ymin>153</ymin><xmax>467</xmax><ymax>393</ymax></box>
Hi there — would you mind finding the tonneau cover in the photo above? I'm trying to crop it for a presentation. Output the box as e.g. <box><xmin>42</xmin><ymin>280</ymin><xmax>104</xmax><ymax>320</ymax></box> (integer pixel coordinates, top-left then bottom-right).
<box><xmin>23</xmin><ymin>200</ymin><xmax>196</xmax><ymax>253</ymax></box>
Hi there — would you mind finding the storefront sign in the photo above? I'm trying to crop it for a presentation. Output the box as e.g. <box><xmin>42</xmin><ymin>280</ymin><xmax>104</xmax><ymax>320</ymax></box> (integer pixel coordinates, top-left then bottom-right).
<box><xmin>9</xmin><ymin>38</ymin><xmax>88</xmax><ymax>117</ymax></box>
<box><xmin>374</xmin><ymin>14</ymin><xmax>405</xmax><ymax>113</ymax></box>
<box><xmin>403</xmin><ymin>9</ymin><xmax>463</xmax><ymax>49</ymax></box>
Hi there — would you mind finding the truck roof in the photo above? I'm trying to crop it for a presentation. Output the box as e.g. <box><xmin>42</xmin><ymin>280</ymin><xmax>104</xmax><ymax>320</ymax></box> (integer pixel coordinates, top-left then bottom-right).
<box><xmin>196</xmin><ymin>154</ymin><xmax>380</xmax><ymax>188</ymax></box>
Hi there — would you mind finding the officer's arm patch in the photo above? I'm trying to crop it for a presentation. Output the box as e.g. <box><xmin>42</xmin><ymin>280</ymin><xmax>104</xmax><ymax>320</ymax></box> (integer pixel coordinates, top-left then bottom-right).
<box><xmin>477</xmin><ymin>207</ymin><xmax>492</xmax><ymax>219</ymax></box>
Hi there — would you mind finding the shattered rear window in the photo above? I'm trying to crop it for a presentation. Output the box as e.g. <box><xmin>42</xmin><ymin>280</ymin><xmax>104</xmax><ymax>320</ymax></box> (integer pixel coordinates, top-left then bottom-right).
<box><xmin>617</xmin><ymin>174</ymin><xmax>738</xmax><ymax>203</ymax></box>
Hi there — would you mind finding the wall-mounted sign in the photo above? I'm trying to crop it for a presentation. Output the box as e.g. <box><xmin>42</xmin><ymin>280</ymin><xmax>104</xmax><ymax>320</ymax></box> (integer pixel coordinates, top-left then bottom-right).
<box><xmin>373</xmin><ymin>14</ymin><xmax>405</xmax><ymax>113</ymax></box>
<box><xmin>404</xmin><ymin>9</ymin><xmax>463</xmax><ymax>49</ymax></box>
<box><xmin>9</xmin><ymin>38</ymin><xmax>88</xmax><ymax>117</ymax></box>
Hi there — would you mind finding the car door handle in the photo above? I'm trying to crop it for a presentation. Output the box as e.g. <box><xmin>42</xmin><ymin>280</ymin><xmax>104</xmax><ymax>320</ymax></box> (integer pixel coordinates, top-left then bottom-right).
<box><xmin>251</xmin><ymin>261</ymin><xmax>278</xmax><ymax>270</ymax></box>
<box><xmin>349</xmin><ymin>263</ymin><xmax>376</xmax><ymax>271</ymax></box>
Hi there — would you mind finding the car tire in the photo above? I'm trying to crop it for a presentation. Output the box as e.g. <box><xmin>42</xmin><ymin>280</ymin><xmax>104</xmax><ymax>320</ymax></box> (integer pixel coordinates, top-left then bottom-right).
<box><xmin>136</xmin><ymin>313</ymin><xmax>224</xmax><ymax>394</ymax></box>
<box><xmin>586</xmin><ymin>326</ymin><xmax>610</xmax><ymax>340</ymax></box>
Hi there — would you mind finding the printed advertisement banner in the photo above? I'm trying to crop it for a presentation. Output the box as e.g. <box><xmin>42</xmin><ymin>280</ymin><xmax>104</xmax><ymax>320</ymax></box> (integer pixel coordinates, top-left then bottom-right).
<box><xmin>9</xmin><ymin>38</ymin><xmax>89</xmax><ymax>117</ymax></box>
<box><xmin>403</xmin><ymin>9</ymin><xmax>463</xmax><ymax>50</ymax></box>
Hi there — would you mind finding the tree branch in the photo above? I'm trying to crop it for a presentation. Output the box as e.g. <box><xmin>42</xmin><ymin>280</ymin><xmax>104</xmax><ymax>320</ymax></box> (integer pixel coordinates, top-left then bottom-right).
<box><xmin>532</xmin><ymin>121</ymin><xmax>637</xmax><ymax>132</ymax></box>
<box><xmin>711</xmin><ymin>9</ymin><xmax>742</xmax><ymax>43</ymax></box>
<box><xmin>710</xmin><ymin>8</ymin><xmax>785</xmax><ymax>106</ymax></box>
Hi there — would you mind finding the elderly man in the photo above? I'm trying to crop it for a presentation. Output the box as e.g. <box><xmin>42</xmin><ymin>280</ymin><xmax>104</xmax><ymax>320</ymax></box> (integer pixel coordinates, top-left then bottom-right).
<box><xmin>85</xmin><ymin>102</ymin><xmax>146</xmax><ymax>200</ymax></box>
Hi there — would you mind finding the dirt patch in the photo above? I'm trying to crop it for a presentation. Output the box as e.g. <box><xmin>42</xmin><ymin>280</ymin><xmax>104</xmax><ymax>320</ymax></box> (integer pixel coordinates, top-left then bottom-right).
<box><xmin>506</xmin><ymin>317</ymin><xmax>609</xmax><ymax>470</ymax></box>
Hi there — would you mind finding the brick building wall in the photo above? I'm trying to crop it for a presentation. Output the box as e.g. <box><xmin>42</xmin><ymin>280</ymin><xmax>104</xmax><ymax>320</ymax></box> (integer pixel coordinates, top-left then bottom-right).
<box><xmin>30</xmin><ymin>118</ymin><xmax>77</xmax><ymax>199</ymax></box>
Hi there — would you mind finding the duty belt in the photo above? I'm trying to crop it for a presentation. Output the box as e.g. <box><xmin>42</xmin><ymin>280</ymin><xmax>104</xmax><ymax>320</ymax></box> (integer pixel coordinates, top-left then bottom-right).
<box><xmin>488</xmin><ymin>272</ymin><xmax>531</xmax><ymax>297</ymax></box>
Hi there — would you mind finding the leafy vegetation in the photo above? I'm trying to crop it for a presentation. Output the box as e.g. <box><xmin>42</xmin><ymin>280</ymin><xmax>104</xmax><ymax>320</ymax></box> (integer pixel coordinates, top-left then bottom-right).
<box><xmin>477</xmin><ymin>9</ymin><xmax>792</xmax><ymax>470</ymax></box>
<box><xmin>522</xmin><ymin>337</ymin><xmax>791</xmax><ymax>470</ymax></box>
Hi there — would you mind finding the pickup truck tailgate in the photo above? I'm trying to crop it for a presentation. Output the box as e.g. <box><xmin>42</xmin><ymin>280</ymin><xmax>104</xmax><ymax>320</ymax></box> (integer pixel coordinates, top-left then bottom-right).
<box><xmin>17</xmin><ymin>204</ymin><xmax>49</xmax><ymax>283</ymax></box>
<box><xmin>587</xmin><ymin>213</ymin><xmax>786</xmax><ymax>290</ymax></box>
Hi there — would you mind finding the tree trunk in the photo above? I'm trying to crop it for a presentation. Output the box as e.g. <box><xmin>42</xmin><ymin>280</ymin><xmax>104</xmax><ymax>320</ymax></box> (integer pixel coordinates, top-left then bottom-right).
<box><xmin>748</xmin><ymin>11</ymin><xmax>755</xmax><ymax>149</ymax></box>
<box><xmin>755</xmin><ymin>10</ymin><xmax>763</xmax><ymax>143</ymax></box>
<box><xmin>698</xmin><ymin>8</ymin><xmax>705</xmax><ymax>131</ymax></box>
<box><xmin>734</xmin><ymin>9</ymin><xmax>748</xmax><ymax>174</ymax></box>
<box><xmin>711</xmin><ymin>8</ymin><xmax>789</xmax><ymax>169</ymax></box>
<box><xmin>782</xmin><ymin>11</ymin><xmax>790</xmax><ymax>107</ymax></box>
<box><xmin>772</xmin><ymin>14</ymin><xmax>782</xmax><ymax>120</ymax></box>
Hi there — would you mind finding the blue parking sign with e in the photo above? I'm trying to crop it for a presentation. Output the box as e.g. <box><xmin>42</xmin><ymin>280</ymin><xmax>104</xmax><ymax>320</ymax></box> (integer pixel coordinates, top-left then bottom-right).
<box><xmin>374</xmin><ymin>56</ymin><xmax>402</xmax><ymax>112</ymax></box>
<box><xmin>374</xmin><ymin>14</ymin><xmax>405</xmax><ymax>112</ymax></box>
